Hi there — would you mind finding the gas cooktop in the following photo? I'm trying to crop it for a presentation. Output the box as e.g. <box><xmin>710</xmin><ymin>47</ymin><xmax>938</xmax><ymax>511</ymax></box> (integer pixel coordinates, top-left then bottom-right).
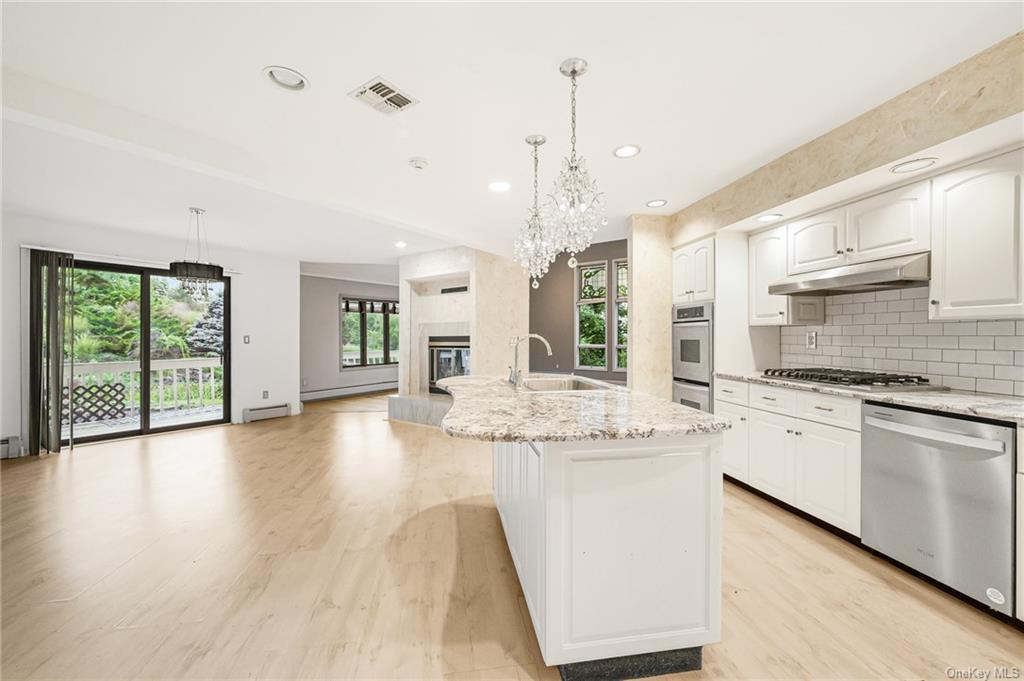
<box><xmin>762</xmin><ymin>368</ymin><xmax>947</xmax><ymax>392</ymax></box>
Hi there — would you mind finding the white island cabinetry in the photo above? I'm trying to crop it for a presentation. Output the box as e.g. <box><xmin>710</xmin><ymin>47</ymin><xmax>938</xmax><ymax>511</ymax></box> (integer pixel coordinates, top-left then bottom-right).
<box><xmin>441</xmin><ymin>374</ymin><xmax>728</xmax><ymax>672</ymax></box>
<box><xmin>493</xmin><ymin>436</ymin><xmax>723</xmax><ymax>666</ymax></box>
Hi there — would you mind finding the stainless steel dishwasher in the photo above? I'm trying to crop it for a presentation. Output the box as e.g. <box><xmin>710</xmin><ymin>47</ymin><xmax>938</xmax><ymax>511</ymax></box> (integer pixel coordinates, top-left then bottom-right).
<box><xmin>861</xmin><ymin>403</ymin><xmax>1016</xmax><ymax>616</ymax></box>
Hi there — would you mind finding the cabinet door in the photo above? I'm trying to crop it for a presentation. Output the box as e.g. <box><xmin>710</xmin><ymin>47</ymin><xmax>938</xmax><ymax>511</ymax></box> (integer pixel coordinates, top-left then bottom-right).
<box><xmin>690</xmin><ymin>238</ymin><xmax>715</xmax><ymax>302</ymax></box>
<box><xmin>845</xmin><ymin>181</ymin><xmax>930</xmax><ymax>263</ymax></box>
<box><xmin>787</xmin><ymin>209</ymin><xmax>846</xmax><ymax>275</ymax></box>
<box><xmin>747</xmin><ymin>409</ymin><xmax>796</xmax><ymax>503</ymax></box>
<box><xmin>749</xmin><ymin>226</ymin><xmax>789</xmax><ymax>325</ymax></box>
<box><xmin>715</xmin><ymin>401</ymin><xmax>749</xmax><ymax>482</ymax></box>
<box><xmin>672</xmin><ymin>247</ymin><xmax>694</xmax><ymax>303</ymax></box>
<box><xmin>930</xmin><ymin>149</ymin><xmax>1024</xmax><ymax>320</ymax></box>
<box><xmin>793</xmin><ymin>421</ymin><xmax>861</xmax><ymax>536</ymax></box>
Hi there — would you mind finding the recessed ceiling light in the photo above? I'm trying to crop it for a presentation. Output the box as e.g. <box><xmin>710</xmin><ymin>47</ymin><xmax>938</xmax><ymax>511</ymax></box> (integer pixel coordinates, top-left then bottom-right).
<box><xmin>890</xmin><ymin>157</ymin><xmax>938</xmax><ymax>174</ymax></box>
<box><xmin>408</xmin><ymin>157</ymin><xmax>429</xmax><ymax>170</ymax></box>
<box><xmin>756</xmin><ymin>213</ymin><xmax>784</xmax><ymax>222</ymax></box>
<box><xmin>646</xmin><ymin>199</ymin><xmax>667</xmax><ymax>208</ymax></box>
<box><xmin>488</xmin><ymin>180</ymin><xmax>511</xmax><ymax>193</ymax></box>
<box><xmin>614</xmin><ymin>145</ymin><xmax>641</xmax><ymax>159</ymax></box>
<box><xmin>262</xmin><ymin>65</ymin><xmax>308</xmax><ymax>91</ymax></box>
<box><xmin>395</xmin><ymin>241</ymin><xmax>408</xmax><ymax>249</ymax></box>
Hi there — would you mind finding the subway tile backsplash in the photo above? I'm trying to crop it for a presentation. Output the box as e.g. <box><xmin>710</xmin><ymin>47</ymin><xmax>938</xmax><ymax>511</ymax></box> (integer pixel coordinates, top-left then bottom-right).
<box><xmin>782</xmin><ymin>286</ymin><xmax>1024</xmax><ymax>396</ymax></box>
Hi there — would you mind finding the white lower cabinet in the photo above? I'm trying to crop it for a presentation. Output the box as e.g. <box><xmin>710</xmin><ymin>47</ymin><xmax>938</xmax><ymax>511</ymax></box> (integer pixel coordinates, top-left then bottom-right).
<box><xmin>715</xmin><ymin>401</ymin><xmax>749</xmax><ymax>481</ymax></box>
<box><xmin>492</xmin><ymin>436</ymin><xmax>722</xmax><ymax>665</ymax></box>
<box><xmin>747</xmin><ymin>409</ymin><xmax>797</xmax><ymax>504</ymax></box>
<box><xmin>792</xmin><ymin>420</ymin><xmax>861</xmax><ymax>536</ymax></box>
<box><xmin>733</xmin><ymin>385</ymin><xmax>862</xmax><ymax>537</ymax></box>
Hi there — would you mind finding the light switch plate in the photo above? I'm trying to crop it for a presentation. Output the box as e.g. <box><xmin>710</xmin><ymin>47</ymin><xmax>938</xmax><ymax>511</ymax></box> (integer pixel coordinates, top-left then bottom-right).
<box><xmin>806</xmin><ymin>331</ymin><xmax>818</xmax><ymax>349</ymax></box>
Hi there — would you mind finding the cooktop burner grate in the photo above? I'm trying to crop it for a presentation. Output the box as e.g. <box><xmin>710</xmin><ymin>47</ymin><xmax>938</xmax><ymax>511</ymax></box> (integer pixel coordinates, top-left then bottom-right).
<box><xmin>762</xmin><ymin>367</ymin><xmax>936</xmax><ymax>388</ymax></box>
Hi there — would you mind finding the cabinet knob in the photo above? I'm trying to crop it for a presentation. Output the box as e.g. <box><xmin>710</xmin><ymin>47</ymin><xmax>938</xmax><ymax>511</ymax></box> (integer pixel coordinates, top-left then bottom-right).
<box><xmin>930</xmin><ymin>299</ymin><xmax>939</xmax><ymax>305</ymax></box>
<box><xmin>845</xmin><ymin>247</ymin><xmax>853</xmax><ymax>253</ymax></box>
<box><xmin>795</xmin><ymin>431</ymin><xmax>803</xmax><ymax>436</ymax></box>
<box><xmin>786</xmin><ymin>429</ymin><xmax>793</xmax><ymax>434</ymax></box>
<box><xmin>835</xmin><ymin>250</ymin><xmax>843</xmax><ymax>255</ymax></box>
<box><xmin>778</xmin><ymin>311</ymin><xmax>785</xmax><ymax>316</ymax></box>
<box><xmin>739</xmin><ymin>417</ymin><xmax>747</xmax><ymax>421</ymax></box>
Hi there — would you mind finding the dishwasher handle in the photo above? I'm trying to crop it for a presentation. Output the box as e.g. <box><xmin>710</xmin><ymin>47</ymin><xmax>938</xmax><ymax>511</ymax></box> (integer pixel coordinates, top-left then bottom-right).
<box><xmin>864</xmin><ymin>416</ymin><xmax>1006</xmax><ymax>453</ymax></box>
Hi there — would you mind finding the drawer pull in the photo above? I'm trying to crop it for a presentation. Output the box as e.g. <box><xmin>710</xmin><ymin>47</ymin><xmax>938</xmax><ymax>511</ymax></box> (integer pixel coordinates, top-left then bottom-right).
<box><xmin>722</xmin><ymin>388</ymin><xmax>734</xmax><ymax>394</ymax></box>
<box><xmin>761</xmin><ymin>396</ymin><xmax>777</xmax><ymax>402</ymax></box>
<box><xmin>813</xmin><ymin>406</ymin><xmax>834</xmax><ymax>412</ymax></box>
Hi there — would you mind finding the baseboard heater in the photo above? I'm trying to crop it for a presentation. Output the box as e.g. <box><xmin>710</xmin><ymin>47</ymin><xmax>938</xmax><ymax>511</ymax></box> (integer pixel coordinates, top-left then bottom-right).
<box><xmin>1</xmin><ymin>436</ymin><xmax>21</xmax><ymax>459</ymax></box>
<box><xmin>243</xmin><ymin>404</ymin><xmax>290</xmax><ymax>423</ymax></box>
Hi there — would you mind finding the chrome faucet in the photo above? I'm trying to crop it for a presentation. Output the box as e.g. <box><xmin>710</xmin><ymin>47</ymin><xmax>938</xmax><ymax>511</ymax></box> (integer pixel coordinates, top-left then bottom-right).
<box><xmin>509</xmin><ymin>334</ymin><xmax>553</xmax><ymax>388</ymax></box>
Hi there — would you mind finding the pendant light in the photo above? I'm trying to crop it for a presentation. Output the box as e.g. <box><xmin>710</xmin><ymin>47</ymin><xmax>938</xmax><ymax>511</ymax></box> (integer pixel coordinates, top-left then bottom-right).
<box><xmin>513</xmin><ymin>134</ymin><xmax>558</xmax><ymax>289</ymax></box>
<box><xmin>549</xmin><ymin>57</ymin><xmax>606</xmax><ymax>268</ymax></box>
<box><xmin>169</xmin><ymin>207</ymin><xmax>224</xmax><ymax>299</ymax></box>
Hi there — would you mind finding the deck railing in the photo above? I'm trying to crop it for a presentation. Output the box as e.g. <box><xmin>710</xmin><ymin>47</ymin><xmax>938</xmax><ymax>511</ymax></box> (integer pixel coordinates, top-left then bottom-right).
<box><xmin>63</xmin><ymin>357</ymin><xmax>223</xmax><ymax>418</ymax></box>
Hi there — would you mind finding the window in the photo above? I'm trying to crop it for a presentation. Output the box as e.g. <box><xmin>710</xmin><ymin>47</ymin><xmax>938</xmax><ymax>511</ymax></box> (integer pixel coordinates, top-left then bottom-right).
<box><xmin>614</xmin><ymin>260</ymin><xmax>628</xmax><ymax>371</ymax></box>
<box><xmin>340</xmin><ymin>299</ymin><xmax>399</xmax><ymax>368</ymax></box>
<box><xmin>576</xmin><ymin>262</ymin><xmax>608</xmax><ymax>369</ymax></box>
<box><xmin>574</xmin><ymin>259</ymin><xmax>629</xmax><ymax>371</ymax></box>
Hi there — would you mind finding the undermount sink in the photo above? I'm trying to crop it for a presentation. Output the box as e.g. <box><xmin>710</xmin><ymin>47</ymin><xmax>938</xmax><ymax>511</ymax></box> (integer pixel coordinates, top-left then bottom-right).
<box><xmin>521</xmin><ymin>374</ymin><xmax>611</xmax><ymax>392</ymax></box>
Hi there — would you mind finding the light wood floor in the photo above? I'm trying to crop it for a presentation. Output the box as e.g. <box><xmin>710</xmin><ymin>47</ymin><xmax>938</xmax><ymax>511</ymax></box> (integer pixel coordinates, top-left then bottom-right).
<box><xmin>2</xmin><ymin>396</ymin><xmax>1022</xmax><ymax>680</ymax></box>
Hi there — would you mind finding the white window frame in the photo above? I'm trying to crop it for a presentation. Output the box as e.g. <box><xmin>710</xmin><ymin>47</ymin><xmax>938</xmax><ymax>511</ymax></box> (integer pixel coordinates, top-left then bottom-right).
<box><xmin>574</xmin><ymin>260</ymin><xmax>610</xmax><ymax>371</ymax></box>
<box><xmin>613</xmin><ymin>258</ymin><xmax>628</xmax><ymax>373</ymax></box>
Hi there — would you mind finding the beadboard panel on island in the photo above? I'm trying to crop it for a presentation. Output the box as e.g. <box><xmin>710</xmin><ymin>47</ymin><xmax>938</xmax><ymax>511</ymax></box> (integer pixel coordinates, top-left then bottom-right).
<box><xmin>783</xmin><ymin>286</ymin><xmax>1024</xmax><ymax>396</ymax></box>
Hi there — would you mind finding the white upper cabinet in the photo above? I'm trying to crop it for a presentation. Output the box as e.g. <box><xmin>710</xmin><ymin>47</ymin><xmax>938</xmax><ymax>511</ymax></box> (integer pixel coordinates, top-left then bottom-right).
<box><xmin>690</xmin><ymin>239</ymin><xmax>715</xmax><ymax>302</ymax></box>
<box><xmin>845</xmin><ymin>181</ymin><xmax>930</xmax><ymax>263</ymax></box>
<box><xmin>749</xmin><ymin>226</ymin><xmax>789</xmax><ymax>325</ymax></box>
<box><xmin>787</xmin><ymin>209</ymin><xmax>845</xmax><ymax>275</ymax></box>
<box><xmin>672</xmin><ymin>247</ymin><xmax>692</xmax><ymax>304</ymax></box>
<box><xmin>929</xmin><ymin>148</ymin><xmax>1024</xmax><ymax>320</ymax></box>
<box><xmin>672</xmin><ymin>236</ymin><xmax>715</xmax><ymax>303</ymax></box>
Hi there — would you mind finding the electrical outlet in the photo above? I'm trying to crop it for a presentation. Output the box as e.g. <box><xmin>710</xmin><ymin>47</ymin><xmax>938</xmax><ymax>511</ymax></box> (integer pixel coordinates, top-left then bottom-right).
<box><xmin>262</xmin><ymin>390</ymin><xmax>269</xmax><ymax>399</ymax></box>
<box><xmin>806</xmin><ymin>331</ymin><xmax>818</xmax><ymax>349</ymax></box>
<box><xmin>243</xmin><ymin>335</ymin><xmax>251</xmax><ymax>344</ymax></box>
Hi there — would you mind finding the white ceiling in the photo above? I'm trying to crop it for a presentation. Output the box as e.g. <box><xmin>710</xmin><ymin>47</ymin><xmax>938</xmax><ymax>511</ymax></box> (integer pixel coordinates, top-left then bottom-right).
<box><xmin>2</xmin><ymin>2</ymin><xmax>1021</xmax><ymax>260</ymax></box>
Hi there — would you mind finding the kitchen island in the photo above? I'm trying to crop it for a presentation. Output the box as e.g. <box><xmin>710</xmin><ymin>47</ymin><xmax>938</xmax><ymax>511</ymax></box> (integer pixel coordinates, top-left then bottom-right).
<box><xmin>438</xmin><ymin>374</ymin><xmax>730</xmax><ymax>680</ymax></box>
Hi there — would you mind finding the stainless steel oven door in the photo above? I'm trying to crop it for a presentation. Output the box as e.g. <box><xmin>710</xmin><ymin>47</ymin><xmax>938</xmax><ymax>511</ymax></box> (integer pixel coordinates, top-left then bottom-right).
<box><xmin>672</xmin><ymin>380</ymin><xmax>710</xmax><ymax>412</ymax></box>
<box><xmin>672</xmin><ymin>321</ymin><xmax>710</xmax><ymax>383</ymax></box>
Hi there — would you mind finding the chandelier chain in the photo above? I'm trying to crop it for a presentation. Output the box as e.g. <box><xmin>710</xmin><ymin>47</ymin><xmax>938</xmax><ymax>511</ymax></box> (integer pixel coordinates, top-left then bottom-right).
<box><xmin>532</xmin><ymin>143</ymin><xmax>539</xmax><ymax>212</ymax></box>
<box><xmin>569</xmin><ymin>75</ymin><xmax>577</xmax><ymax>164</ymax></box>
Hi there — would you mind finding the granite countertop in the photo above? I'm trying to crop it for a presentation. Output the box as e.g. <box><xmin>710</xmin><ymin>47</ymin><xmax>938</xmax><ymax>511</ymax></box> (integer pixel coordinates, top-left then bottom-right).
<box><xmin>437</xmin><ymin>375</ymin><xmax>730</xmax><ymax>442</ymax></box>
<box><xmin>716</xmin><ymin>371</ymin><xmax>1024</xmax><ymax>426</ymax></box>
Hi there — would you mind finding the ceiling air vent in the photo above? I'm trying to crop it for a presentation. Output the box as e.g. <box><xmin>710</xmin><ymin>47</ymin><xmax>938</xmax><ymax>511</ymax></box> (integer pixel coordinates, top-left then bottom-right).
<box><xmin>348</xmin><ymin>77</ymin><xmax>419</xmax><ymax>115</ymax></box>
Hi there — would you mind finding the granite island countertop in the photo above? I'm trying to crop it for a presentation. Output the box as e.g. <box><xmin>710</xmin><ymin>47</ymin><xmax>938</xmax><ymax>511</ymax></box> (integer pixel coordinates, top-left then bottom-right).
<box><xmin>716</xmin><ymin>371</ymin><xmax>1024</xmax><ymax>426</ymax></box>
<box><xmin>437</xmin><ymin>374</ymin><xmax>730</xmax><ymax>442</ymax></box>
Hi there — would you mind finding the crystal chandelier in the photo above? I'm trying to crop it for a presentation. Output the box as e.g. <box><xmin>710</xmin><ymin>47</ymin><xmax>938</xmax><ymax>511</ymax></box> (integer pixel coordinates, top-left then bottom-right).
<box><xmin>169</xmin><ymin>207</ymin><xmax>224</xmax><ymax>299</ymax></box>
<box><xmin>513</xmin><ymin>134</ymin><xmax>558</xmax><ymax>289</ymax></box>
<box><xmin>549</xmin><ymin>57</ymin><xmax>606</xmax><ymax>269</ymax></box>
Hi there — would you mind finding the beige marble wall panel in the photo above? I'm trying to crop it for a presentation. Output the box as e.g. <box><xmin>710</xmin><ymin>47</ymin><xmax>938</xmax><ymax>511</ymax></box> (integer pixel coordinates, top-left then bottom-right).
<box><xmin>627</xmin><ymin>214</ymin><xmax>673</xmax><ymax>400</ymax></box>
<box><xmin>669</xmin><ymin>32</ymin><xmax>1024</xmax><ymax>245</ymax></box>
<box><xmin>472</xmin><ymin>250</ymin><xmax>531</xmax><ymax>378</ymax></box>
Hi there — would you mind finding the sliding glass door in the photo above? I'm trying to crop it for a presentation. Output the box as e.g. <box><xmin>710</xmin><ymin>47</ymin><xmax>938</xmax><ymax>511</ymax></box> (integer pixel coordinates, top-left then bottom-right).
<box><xmin>61</xmin><ymin>261</ymin><xmax>230</xmax><ymax>444</ymax></box>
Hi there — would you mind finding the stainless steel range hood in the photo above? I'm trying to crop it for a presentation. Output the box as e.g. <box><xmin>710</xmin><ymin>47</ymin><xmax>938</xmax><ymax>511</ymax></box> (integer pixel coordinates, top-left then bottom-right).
<box><xmin>768</xmin><ymin>253</ymin><xmax>931</xmax><ymax>296</ymax></box>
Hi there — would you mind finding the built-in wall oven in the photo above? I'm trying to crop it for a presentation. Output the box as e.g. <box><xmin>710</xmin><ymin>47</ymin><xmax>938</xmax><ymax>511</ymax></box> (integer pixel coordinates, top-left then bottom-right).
<box><xmin>672</xmin><ymin>303</ymin><xmax>713</xmax><ymax>412</ymax></box>
<box><xmin>429</xmin><ymin>336</ymin><xmax>470</xmax><ymax>393</ymax></box>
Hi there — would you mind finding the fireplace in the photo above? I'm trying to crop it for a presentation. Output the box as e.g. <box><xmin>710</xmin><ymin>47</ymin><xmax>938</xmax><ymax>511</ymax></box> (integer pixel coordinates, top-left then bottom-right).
<box><xmin>428</xmin><ymin>336</ymin><xmax>470</xmax><ymax>393</ymax></box>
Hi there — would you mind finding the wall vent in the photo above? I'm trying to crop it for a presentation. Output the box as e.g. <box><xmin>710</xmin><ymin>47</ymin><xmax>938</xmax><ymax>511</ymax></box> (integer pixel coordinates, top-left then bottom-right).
<box><xmin>441</xmin><ymin>285</ymin><xmax>469</xmax><ymax>294</ymax></box>
<box><xmin>348</xmin><ymin>77</ymin><xmax>419</xmax><ymax>115</ymax></box>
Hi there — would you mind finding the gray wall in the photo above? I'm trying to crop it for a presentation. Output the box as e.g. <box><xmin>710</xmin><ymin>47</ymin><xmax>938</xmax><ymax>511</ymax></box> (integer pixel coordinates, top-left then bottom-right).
<box><xmin>530</xmin><ymin>239</ymin><xmax>627</xmax><ymax>383</ymax></box>
<box><xmin>300</xmin><ymin>275</ymin><xmax>399</xmax><ymax>399</ymax></box>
